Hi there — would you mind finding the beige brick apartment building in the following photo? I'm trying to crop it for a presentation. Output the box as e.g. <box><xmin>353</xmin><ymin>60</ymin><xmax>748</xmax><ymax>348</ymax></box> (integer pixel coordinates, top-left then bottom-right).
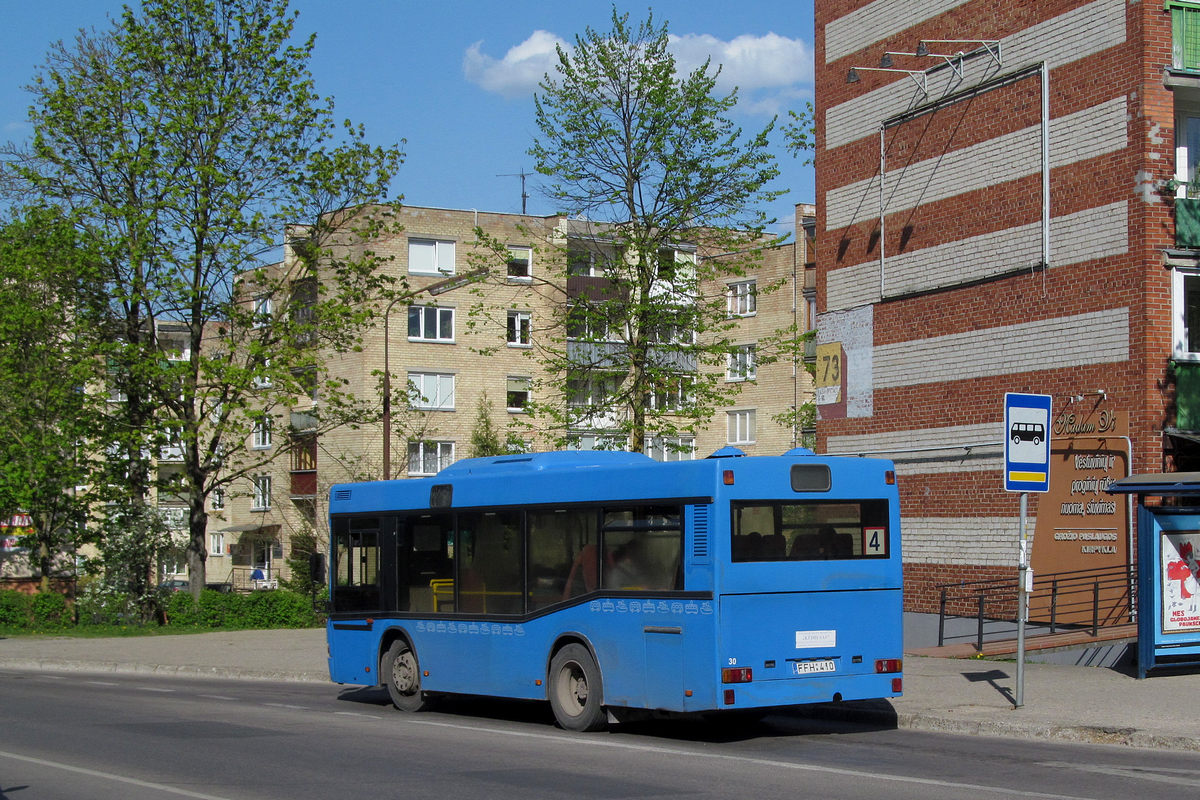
<box><xmin>814</xmin><ymin>0</ymin><xmax>1200</xmax><ymax>610</ymax></box>
<box><xmin>196</xmin><ymin>203</ymin><xmax>816</xmax><ymax>589</ymax></box>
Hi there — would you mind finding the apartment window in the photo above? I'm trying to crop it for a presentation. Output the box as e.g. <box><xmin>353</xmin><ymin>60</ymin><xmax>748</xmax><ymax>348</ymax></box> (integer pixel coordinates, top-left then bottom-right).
<box><xmin>567</xmin><ymin>374</ymin><xmax>619</xmax><ymax>408</ymax></box>
<box><xmin>408</xmin><ymin>305</ymin><xmax>454</xmax><ymax>342</ymax></box>
<box><xmin>566</xmin><ymin>303</ymin><xmax>612</xmax><ymax>341</ymax></box>
<box><xmin>408</xmin><ymin>372</ymin><xmax>455</xmax><ymax>410</ymax></box>
<box><xmin>507</xmin><ymin>310</ymin><xmax>532</xmax><ymax>346</ymax></box>
<box><xmin>252</xmin><ymin>416</ymin><xmax>272</xmax><ymax>449</ymax></box>
<box><xmin>253</xmin><ymin>356</ymin><xmax>272</xmax><ymax>388</ymax></box>
<box><xmin>211</xmin><ymin>487</ymin><xmax>225</xmax><ymax>510</ymax></box>
<box><xmin>1174</xmin><ymin>2</ymin><xmax>1200</xmax><ymax>71</ymax></box>
<box><xmin>408</xmin><ymin>440</ymin><xmax>455</xmax><ymax>476</ymax></box>
<box><xmin>567</xmin><ymin>244</ymin><xmax>620</xmax><ymax>277</ymax></box>
<box><xmin>728</xmin><ymin>280</ymin><xmax>757</xmax><ymax>316</ymax></box>
<box><xmin>657</xmin><ymin>248</ymin><xmax>679</xmax><ymax>283</ymax></box>
<box><xmin>727</xmin><ymin>344</ymin><xmax>757</xmax><ymax>381</ymax></box>
<box><xmin>251</xmin><ymin>474</ymin><xmax>272</xmax><ymax>510</ymax></box>
<box><xmin>507</xmin><ymin>246</ymin><xmax>532</xmax><ymax>279</ymax></box>
<box><xmin>507</xmin><ymin>376</ymin><xmax>531</xmax><ymax>412</ymax></box>
<box><xmin>650</xmin><ymin>375</ymin><xmax>691</xmax><ymax>411</ymax></box>
<box><xmin>408</xmin><ymin>238</ymin><xmax>455</xmax><ymax>275</ymax></box>
<box><xmin>645</xmin><ymin>436</ymin><xmax>695</xmax><ymax>462</ymax></box>
<box><xmin>252</xmin><ymin>296</ymin><xmax>272</xmax><ymax>328</ymax></box>
<box><xmin>210</xmin><ymin>531</ymin><xmax>225</xmax><ymax>557</ymax></box>
<box><xmin>567</xmin><ymin>433</ymin><xmax>624</xmax><ymax>451</ymax></box>
<box><xmin>1174</xmin><ymin>268</ymin><xmax>1200</xmax><ymax>360</ymax></box>
<box><xmin>728</xmin><ymin>409</ymin><xmax>756</xmax><ymax>445</ymax></box>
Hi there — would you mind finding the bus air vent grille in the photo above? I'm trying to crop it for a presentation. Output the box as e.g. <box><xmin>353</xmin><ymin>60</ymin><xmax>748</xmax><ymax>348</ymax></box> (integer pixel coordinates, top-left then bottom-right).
<box><xmin>333</xmin><ymin>489</ymin><xmax>351</xmax><ymax>501</ymax></box>
<box><xmin>692</xmin><ymin>505</ymin><xmax>709</xmax><ymax>558</ymax></box>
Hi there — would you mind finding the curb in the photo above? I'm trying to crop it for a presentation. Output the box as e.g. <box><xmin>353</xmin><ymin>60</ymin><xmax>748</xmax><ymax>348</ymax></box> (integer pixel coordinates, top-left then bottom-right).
<box><xmin>0</xmin><ymin>659</ymin><xmax>327</xmax><ymax>684</ymax></box>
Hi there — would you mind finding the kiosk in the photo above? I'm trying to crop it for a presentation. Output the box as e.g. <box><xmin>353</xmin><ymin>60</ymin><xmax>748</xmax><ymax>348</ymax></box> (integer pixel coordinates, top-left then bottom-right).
<box><xmin>1107</xmin><ymin>473</ymin><xmax>1200</xmax><ymax>677</ymax></box>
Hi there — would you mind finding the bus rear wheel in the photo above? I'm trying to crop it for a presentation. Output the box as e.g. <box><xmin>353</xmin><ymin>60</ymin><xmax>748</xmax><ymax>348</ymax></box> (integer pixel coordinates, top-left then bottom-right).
<box><xmin>549</xmin><ymin>643</ymin><xmax>607</xmax><ymax>732</ymax></box>
<box><xmin>383</xmin><ymin>640</ymin><xmax>433</xmax><ymax>712</ymax></box>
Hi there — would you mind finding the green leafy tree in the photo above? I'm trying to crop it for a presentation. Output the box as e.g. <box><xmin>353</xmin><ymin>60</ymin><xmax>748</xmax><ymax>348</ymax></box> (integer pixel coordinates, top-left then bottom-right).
<box><xmin>0</xmin><ymin>207</ymin><xmax>100</xmax><ymax>591</ymax></box>
<box><xmin>784</xmin><ymin>101</ymin><xmax>815</xmax><ymax>166</ymax></box>
<box><xmin>5</xmin><ymin>0</ymin><xmax>404</xmax><ymax>599</ymax></box>
<box><xmin>524</xmin><ymin>8</ymin><xmax>786</xmax><ymax>452</ymax></box>
<box><xmin>468</xmin><ymin>394</ymin><xmax>506</xmax><ymax>458</ymax></box>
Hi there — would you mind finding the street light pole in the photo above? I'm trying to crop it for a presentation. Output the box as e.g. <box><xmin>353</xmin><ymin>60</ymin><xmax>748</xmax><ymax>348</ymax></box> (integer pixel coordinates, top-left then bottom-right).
<box><xmin>381</xmin><ymin>295</ymin><xmax>405</xmax><ymax>480</ymax></box>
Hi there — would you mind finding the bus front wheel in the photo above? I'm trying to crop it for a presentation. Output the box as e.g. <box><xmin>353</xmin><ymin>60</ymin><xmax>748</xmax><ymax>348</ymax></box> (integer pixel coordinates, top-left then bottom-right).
<box><xmin>383</xmin><ymin>640</ymin><xmax>433</xmax><ymax>712</ymax></box>
<box><xmin>549</xmin><ymin>644</ymin><xmax>607</xmax><ymax>732</ymax></box>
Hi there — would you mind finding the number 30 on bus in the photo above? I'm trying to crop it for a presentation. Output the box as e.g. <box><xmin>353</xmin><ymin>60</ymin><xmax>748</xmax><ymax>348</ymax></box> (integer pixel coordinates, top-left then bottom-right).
<box><xmin>323</xmin><ymin>447</ymin><xmax>903</xmax><ymax>731</ymax></box>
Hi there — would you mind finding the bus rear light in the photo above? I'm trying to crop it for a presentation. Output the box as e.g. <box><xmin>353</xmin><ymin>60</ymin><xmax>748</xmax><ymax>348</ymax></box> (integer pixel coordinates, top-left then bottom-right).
<box><xmin>875</xmin><ymin>658</ymin><xmax>902</xmax><ymax>674</ymax></box>
<box><xmin>723</xmin><ymin>689</ymin><xmax>736</xmax><ymax>705</ymax></box>
<box><xmin>722</xmin><ymin>666</ymin><xmax>752</xmax><ymax>683</ymax></box>
<box><xmin>892</xmin><ymin>677</ymin><xmax>902</xmax><ymax>692</ymax></box>
<box><xmin>885</xmin><ymin>470</ymin><xmax>895</xmax><ymax>485</ymax></box>
<box><xmin>723</xmin><ymin>470</ymin><xmax>735</xmax><ymax>485</ymax></box>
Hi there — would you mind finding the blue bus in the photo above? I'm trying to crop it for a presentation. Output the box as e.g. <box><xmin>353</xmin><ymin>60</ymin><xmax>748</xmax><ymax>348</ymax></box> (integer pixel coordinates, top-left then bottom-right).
<box><xmin>325</xmin><ymin>447</ymin><xmax>903</xmax><ymax>731</ymax></box>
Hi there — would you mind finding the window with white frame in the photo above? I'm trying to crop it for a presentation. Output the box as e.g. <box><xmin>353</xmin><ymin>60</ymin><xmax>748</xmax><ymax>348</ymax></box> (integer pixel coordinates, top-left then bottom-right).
<box><xmin>727</xmin><ymin>409</ymin><xmax>756</xmax><ymax>445</ymax></box>
<box><xmin>408</xmin><ymin>238</ymin><xmax>455</xmax><ymax>275</ymax></box>
<box><xmin>645</xmin><ymin>435</ymin><xmax>695</xmax><ymax>462</ymax></box>
<box><xmin>251</xmin><ymin>474</ymin><xmax>272</xmax><ymax>510</ymax></box>
<box><xmin>211</xmin><ymin>487</ymin><xmax>225</xmax><ymax>510</ymax></box>
<box><xmin>728</xmin><ymin>280</ymin><xmax>757</xmax><ymax>316</ymax></box>
<box><xmin>567</xmin><ymin>433</ymin><xmax>625</xmax><ymax>451</ymax></box>
<box><xmin>507</xmin><ymin>310</ymin><xmax>532</xmax><ymax>346</ymax></box>
<box><xmin>567</xmin><ymin>243</ymin><xmax>620</xmax><ymax>277</ymax></box>
<box><xmin>567</xmin><ymin>373</ymin><xmax>619</xmax><ymax>407</ymax></box>
<box><xmin>1173</xmin><ymin>267</ymin><xmax>1200</xmax><ymax>360</ymax></box>
<box><xmin>1176</xmin><ymin>111</ymin><xmax>1200</xmax><ymax>196</ymax></box>
<box><xmin>210</xmin><ymin>531</ymin><xmax>225</xmax><ymax>557</ymax></box>
<box><xmin>566</xmin><ymin>303</ymin><xmax>612</xmax><ymax>341</ymax></box>
<box><xmin>252</xmin><ymin>296</ymin><xmax>272</xmax><ymax>328</ymax></box>
<box><xmin>408</xmin><ymin>305</ymin><xmax>454</xmax><ymax>342</ymax></box>
<box><xmin>507</xmin><ymin>246</ymin><xmax>532</xmax><ymax>279</ymax></box>
<box><xmin>252</xmin><ymin>416</ymin><xmax>272</xmax><ymax>449</ymax></box>
<box><xmin>408</xmin><ymin>371</ymin><xmax>455</xmax><ymax>410</ymax></box>
<box><xmin>507</xmin><ymin>376</ymin><xmax>531</xmax><ymax>411</ymax></box>
<box><xmin>408</xmin><ymin>440</ymin><xmax>455</xmax><ymax>476</ymax></box>
<box><xmin>253</xmin><ymin>355</ymin><xmax>272</xmax><ymax>388</ymax></box>
<box><xmin>727</xmin><ymin>344</ymin><xmax>757</xmax><ymax>381</ymax></box>
<box><xmin>650</xmin><ymin>374</ymin><xmax>691</xmax><ymax>411</ymax></box>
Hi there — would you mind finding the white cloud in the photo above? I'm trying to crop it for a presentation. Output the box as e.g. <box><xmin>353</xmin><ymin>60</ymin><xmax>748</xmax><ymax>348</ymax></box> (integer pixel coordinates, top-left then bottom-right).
<box><xmin>669</xmin><ymin>32</ymin><xmax>812</xmax><ymax>91</ymax></box>
<box><xmin>463</xmin><ymin>29</ymin><xmax>813</xmax><ymax>113</ymax></box>
<box><xmin>463</xmin><ymin>30</ymin><xmax>567</xmax><ymax>99</ymax></box>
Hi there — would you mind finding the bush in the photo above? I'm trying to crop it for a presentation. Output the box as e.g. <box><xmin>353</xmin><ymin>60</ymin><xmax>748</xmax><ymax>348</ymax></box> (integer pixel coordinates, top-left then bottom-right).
<box><xmin>0</xmin><ymin>590</ymin><xmax>32</xmax><ymax>628</ymax></box>
<box><xmin>75</xmin><ymin>583</ymin><xmax>138</xmax><ymax>627</ymax></box>
<box><xmin>198</xmin><ymin>588</ymin><xmax>240</xmax><ymax>628</ymax></box>
<box><xmin>242</xmin><ymin>589</ymin><xmax>317</xmax><ymax>629</ymax></box>
<box><xmin>31</xmin><ymin>592</ymin><xmax>72</xmax><ymax>630</ymax></box>
<box><xmin>164</xmin><ymin>591</ymin><xmax>201</xmax><ymax>627</ymax></box>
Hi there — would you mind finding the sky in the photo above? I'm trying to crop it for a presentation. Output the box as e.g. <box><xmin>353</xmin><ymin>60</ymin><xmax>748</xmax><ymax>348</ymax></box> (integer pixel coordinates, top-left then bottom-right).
<box><xmin>1</xmin><ymin>0</ymin><xmax>815</xmax><ymax>239</ymax></box>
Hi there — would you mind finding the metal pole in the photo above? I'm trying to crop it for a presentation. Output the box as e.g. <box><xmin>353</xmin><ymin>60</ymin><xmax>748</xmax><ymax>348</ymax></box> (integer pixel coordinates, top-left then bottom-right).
<box><xmin>381</xmin><ymin>295</ymin><xmax>403</xmax><ymax>480</ymax></box>
<box><xmin>1016</xmin><ymin>491</ymin><xmax>1028</xmax><ymax>708</ymax></box>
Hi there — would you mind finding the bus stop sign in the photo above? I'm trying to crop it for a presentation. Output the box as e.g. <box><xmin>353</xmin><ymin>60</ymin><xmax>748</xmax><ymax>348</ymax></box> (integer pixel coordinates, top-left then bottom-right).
<box><xmin>1004</xmin><ymin>393</ymin><xmax>1051</xmax><ymax>493</ymax></box>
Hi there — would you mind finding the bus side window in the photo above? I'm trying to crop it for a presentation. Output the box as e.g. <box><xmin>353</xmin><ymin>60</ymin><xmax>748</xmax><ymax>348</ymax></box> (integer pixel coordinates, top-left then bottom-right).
<box><xmin>529</xmin><ymin>508</ymin><xmax>598</xmax><ymax>609</ymax></box>
<box><xmin>401</xmin><ymin>514</ymin><xmax>453</xmax><ymax>613</ymax></box>
<box><xmin>456</xmin><ymin>510</ymin><xmax>524</xmax><ymax>615</ymax></box>
<box><xmin>331</xmin><ymin>516</ymin><xmax>381</xmax><ymax>613</ymax></box>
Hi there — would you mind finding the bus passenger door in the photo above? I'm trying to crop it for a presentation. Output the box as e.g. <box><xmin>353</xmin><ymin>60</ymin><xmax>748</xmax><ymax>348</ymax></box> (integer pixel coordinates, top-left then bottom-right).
<box><xmin>642</xmin><ymin>623</ymin><xmax>685</xmax><ymax>711</ymax></box>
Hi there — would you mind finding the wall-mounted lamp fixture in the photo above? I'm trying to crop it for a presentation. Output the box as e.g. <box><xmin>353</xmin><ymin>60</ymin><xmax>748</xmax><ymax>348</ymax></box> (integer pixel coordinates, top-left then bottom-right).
<box><xmin>846</xmin><ymin>66</ymin><xmax>927</xmax><ymax>94</ymax></box>
<box><xmin>916</xmin><ymin>39</ymin><xmax>1002</xmax><ymax>68</ymax></box>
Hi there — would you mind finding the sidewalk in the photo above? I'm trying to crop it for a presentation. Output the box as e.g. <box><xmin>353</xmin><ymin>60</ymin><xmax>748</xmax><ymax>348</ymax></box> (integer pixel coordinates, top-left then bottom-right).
<box><xmin>1</xmin><ymin>628</ymin><xmax>1198</xmax><ymax>751</ymax></box>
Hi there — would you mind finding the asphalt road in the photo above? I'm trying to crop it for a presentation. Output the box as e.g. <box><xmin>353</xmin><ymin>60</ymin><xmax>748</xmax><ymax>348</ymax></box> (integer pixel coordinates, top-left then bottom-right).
<box><xmin>3</xmin><ymin>668</ymin><xmax>1199</xmax><ymax>800</ymax></box>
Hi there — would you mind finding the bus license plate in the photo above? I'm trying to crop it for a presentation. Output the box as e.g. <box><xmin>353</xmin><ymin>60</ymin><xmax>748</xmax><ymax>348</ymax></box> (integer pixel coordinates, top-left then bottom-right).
<box><xmin>791</xmin><ymin>659</ymin><xmax>836</xmax><ymax>675</ymax></box>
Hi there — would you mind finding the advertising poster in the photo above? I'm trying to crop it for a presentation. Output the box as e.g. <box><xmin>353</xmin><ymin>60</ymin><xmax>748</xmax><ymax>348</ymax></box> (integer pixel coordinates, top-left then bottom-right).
<box><xmin>1162</xmin><ymin>531</ymin><xmax>1200</xmax><ymax>633</ymax></box>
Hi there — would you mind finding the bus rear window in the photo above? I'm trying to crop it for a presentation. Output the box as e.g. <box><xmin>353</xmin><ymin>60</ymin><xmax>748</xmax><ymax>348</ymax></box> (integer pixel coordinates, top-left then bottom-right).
<box><xmin>731</xmin><ymin>500</ymin><xmax>890</xmax><ymax>562</ymax></box>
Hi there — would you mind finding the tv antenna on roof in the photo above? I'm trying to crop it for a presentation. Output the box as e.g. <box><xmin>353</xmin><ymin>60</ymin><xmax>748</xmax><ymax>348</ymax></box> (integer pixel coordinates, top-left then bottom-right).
<box><xmin>497</xmin><ymin>169</ymin><xmax>531</xmax><ymax>214</ymax></box>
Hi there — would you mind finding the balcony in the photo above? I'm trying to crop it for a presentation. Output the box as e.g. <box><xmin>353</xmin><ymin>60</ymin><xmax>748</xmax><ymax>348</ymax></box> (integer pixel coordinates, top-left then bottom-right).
<box><xmin>290</xmin><ymin>435</ymin><xmax>317</xmax><ymax>500</ymax></box>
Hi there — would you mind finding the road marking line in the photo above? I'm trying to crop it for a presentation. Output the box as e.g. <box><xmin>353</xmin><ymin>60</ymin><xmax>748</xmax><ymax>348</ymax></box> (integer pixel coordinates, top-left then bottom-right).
<box><xmin>199</xmin><ymin>694</ymin><xmax>236</xmax><ymax>701</ymax></box>
<box><xmin>262</xmin><ymin>703</ymin><xmax>308</xmax><ymax>710</ymax></box>
<box><xmin>0</xmin><ymin>749</ymin><xmax>237</xmax><ymax>800</ymax></box>
<box><xmin>333</xmin><ymin>711</ymin><xmax>384</xmax><ymax>720</ymax></box>
<box><xmin>404</xmin><ymin>719</ymin><xmax>1103</xmax><ymax>800</ymax></box>
<box><xmin>137</xmin><ymin>686</ymin><xmax>175</xmax><ymax>693</ymax></box>
<box><xmin>86</xmin><ymin>681</ymin><xmax>119</xmax><ymax>687</ymax></box>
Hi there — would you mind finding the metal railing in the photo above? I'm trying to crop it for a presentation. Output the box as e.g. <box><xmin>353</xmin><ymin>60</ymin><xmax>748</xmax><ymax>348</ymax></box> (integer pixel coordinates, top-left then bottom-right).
<box><xmin>936</xmin><ymin>564</ymin><xmax>1135</xmax><ymax>651</ymax></box>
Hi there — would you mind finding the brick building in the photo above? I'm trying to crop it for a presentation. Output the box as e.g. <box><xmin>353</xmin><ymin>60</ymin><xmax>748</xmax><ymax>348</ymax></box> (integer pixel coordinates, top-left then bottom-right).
<box><xmin>207</xmin><ymin>203</ymin><xmax>816</xmax><ymax>589</ymax></box>
<box><xmin>813</xmin><ymin>0</ymin><xmax>1200</xmax><ymax>610</ymax></box>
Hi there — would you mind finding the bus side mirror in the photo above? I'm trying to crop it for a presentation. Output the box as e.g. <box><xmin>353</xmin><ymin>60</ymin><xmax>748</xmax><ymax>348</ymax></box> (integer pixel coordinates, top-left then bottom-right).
<box><xmin>309</xmin><ymin>552</ymin><xmax>327</xmax><ymax>585</ymax></box>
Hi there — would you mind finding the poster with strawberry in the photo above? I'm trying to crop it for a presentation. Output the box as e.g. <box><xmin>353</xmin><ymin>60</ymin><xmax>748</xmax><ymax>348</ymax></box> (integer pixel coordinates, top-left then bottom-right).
<box><xmin>1163</xmin><ymin>533</ymin><xmax>1200</xmax><ymax>632</ymax></box>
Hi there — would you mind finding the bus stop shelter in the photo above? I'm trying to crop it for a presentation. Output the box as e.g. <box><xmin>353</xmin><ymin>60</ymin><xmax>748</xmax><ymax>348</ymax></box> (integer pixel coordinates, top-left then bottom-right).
<box><xmin>1107</xmin><ymin>472</ymin><xmax>1200</xmax><ymax>677</ymax></box>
